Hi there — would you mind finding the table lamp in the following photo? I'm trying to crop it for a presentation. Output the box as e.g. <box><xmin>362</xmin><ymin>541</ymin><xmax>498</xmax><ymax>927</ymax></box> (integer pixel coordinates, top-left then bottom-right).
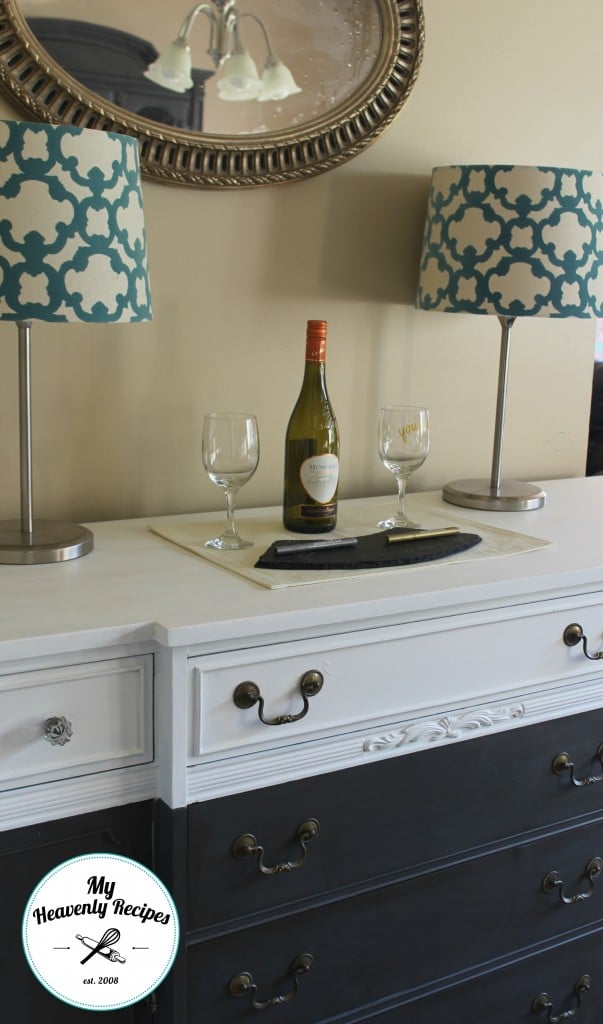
<box><xmin>0</xmin><ymin>121</ymin><xmax>152</xmax><ymax>564</ymax></box>
<box><xmin>416</xmin><ymin>165</ymin><xmax>603</xmax><ymax>510</ymax></box>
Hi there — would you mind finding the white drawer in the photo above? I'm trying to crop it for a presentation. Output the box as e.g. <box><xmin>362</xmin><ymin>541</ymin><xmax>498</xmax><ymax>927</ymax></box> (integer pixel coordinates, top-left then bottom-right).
<box><xmin>188</xmin><ymin>598</ymin><xmax>603</xmax><ymax>762</ymax></box>
<box><xmin>0</xmin><ymin>655</ymin><xmax>153</xmax><ymax>790</ymax></box>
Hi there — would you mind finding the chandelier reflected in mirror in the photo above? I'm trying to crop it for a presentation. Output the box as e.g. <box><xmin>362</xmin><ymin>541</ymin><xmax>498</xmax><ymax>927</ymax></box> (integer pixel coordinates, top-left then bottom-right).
<box><xmin>144</xmin><ymin>0</ymin><xmax>301</xmax><ymax>102</ymax></box>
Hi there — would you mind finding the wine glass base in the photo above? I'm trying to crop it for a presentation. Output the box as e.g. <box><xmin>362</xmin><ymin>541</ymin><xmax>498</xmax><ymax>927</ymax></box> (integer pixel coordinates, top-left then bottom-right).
<box><xmin>204</xmin><ymin>536</ymin><xmax>253</xmax><ymax>551</ymax></box>
<box><xmin>377</xmin><ymin>516</ymin><xmax>422</xmax><ymax>530</ymax></box>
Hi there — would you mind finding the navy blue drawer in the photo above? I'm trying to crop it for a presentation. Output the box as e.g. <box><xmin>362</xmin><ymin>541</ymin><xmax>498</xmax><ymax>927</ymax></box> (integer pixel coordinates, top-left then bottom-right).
<box><xmin>187</xmin><ymin>819</ymin><xmax>603</xmax><ymax>1023</ymax></box>
<box><xmin>187</xmin><ymin>707</ymin><xmax>603</xmax><ymax>931</ymax></box>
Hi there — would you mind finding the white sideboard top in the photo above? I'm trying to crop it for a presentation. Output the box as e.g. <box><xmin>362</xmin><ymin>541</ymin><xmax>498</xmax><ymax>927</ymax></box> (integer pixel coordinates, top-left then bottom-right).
<box><xmin>0</xmin><ymin>477</ymin><xmax>602</xmax><ymax>663</ymax></box>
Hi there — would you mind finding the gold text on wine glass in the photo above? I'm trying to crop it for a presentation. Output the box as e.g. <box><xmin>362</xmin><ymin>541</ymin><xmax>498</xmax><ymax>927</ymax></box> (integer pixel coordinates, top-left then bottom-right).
<box><xmin>398</xmin><ymin>423</ymin><xmax>418</xmax><ymax>443</ymax></box>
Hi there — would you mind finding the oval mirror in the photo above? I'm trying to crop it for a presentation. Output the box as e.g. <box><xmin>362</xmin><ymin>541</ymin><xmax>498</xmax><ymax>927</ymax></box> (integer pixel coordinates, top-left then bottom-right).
<box><xmin>0</xmin><ymin>0</ymin><xmax>424</xmax><ymax>188</ymax></box>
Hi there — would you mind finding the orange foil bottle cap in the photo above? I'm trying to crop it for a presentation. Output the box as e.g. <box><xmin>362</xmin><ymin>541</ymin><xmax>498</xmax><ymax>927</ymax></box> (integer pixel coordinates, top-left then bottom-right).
<box><xmin>306</xmin><ymin>319</ymin><xmax>327</xmax><ymax>361</ymax></box>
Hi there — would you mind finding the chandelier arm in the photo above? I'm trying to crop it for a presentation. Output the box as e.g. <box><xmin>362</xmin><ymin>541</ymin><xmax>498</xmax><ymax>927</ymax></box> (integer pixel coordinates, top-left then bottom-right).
<box><xmin>177</xmin><ymin>5</ymin><xmax>216</xmax><ymax>43</ymax></box>
<box><xmin>208</xmin><ymin>2</ymin><xmax>238</xmax><ymax>65</ymax></box>
<box><xmin>238</xmin><ymin>12</ymin><xmax>274</xmax><ymax>58</ymax></box>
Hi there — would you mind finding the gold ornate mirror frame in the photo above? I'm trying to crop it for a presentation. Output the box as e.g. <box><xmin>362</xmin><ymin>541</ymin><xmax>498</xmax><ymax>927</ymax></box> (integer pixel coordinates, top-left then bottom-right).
<box><xmin>0</xmin><ymin>0</ymin><xmax>424</xmax><ymax>189</ymax></box>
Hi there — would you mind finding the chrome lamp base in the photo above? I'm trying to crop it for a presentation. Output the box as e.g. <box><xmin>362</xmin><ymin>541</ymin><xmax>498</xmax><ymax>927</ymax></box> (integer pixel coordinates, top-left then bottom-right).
<box><xmin>443</xmin><ymin>478</ymin><xmax>546</xmax><ymax>512</ymax></box>
<box><xmin>0</xmin><ymin>519</ymin><xmax>93</xmax><ymax>564</ymax></box>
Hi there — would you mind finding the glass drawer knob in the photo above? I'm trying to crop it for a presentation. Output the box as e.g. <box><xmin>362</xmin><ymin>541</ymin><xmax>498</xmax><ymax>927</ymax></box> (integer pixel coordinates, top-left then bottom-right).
<box><xmin>42</xmin><ymin>715</ymin><xmax>73</xmax><ymax>746</ymax></box>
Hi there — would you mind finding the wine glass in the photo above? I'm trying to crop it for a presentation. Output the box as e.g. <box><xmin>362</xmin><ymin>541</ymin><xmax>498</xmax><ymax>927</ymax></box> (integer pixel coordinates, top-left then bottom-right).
<box><xmin>377</xmin><ymin>405</ymin><xmax>430</xmax><ymax>529</ymax></box>
<box><xmin>202</xmin><ymin>412</ymin><xmax>259</xmax><ymax>550</ymax></box>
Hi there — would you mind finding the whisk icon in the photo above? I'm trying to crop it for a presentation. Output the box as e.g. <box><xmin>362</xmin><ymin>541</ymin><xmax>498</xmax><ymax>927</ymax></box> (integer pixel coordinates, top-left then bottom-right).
<box><xmin>77</xmin><ymin>928</ymin><xmax>122</xmax><ymax>965</ymax></box>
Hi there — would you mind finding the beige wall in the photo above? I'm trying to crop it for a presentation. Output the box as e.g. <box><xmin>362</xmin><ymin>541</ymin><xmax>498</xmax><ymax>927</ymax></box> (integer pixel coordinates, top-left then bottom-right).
<box><xmin>0</xmin><ymin>0</ymin><xmax>601</xmax><ymax>525</ymax></box>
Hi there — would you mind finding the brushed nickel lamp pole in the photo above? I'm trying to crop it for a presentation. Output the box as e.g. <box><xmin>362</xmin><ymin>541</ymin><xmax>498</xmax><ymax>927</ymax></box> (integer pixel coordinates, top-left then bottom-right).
<box><xmin>416</xmin><ymin>164</ymin><xmax>603</xmax><ymax>512</ymax></box>
<box><xmin>0</xmin><ymin>121</ymin><xmax>152</xmax><ymax>565</ymax></box>
<box><xmin>442</xmin><ymin>313</ymin><xmax>545</xmax><ymax>511</ymax></box>
<box><xmin>18</xmin><ymin>321</ymin><xmax>34</xmax><ymax>542</ymax></box>
<box><xmin>0</xmin><ymin>320</ymin><xmax>94</xmax><ymax>563</ymax></box>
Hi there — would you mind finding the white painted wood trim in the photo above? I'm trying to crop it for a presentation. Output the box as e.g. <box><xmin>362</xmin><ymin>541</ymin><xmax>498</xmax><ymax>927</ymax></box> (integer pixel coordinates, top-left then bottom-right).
<box><xmin>0</xmin><ymin>763</ymin><xmax>159</xmax><ymax>831</ymax></box>
<box><xmin>185</xmin><ymin>673</ymin><xmax>603</xmax><ymax>804</ymax></box>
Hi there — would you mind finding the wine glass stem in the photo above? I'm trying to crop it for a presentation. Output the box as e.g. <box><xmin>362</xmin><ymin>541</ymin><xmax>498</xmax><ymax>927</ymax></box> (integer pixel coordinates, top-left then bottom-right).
<box><xmin>396</xmin><ymin>475</ymin><xmax>408</xmax><ymax>520</ymax></box>
<box><xmin>224</xmin><ymin>488</ymin><xmax>239</xmax><ymax>539</ymax></box>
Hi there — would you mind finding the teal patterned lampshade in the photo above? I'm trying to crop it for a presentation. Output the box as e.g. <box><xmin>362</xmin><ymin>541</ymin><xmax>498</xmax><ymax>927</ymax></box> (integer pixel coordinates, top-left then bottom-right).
<box><xmin>415</xmin><ymin>165</ymin><xmax>603</xmax><ymax>514</ymax></box>
<box><xmin>416</xmin><ymin>165</ymin><xmax>603</xmax><ymax>318</ymax></box>
<box><xmin>0</xmin><ymin>121</ymin><xmax>151</xmax><ymax>323</ymax></box>
<box><xmin>0</xmin><ymin>121</ymin><xmax>152</xmax><ymax>566</ymax></box>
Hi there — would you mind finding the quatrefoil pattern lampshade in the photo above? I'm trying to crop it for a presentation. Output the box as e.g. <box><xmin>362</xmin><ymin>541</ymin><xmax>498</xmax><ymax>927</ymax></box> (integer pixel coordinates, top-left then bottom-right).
<box><xmin>0</xmin><ymin>121</ymin><xmax>151</xmax><ymax>324</ymax></box>
<box><xmin>416</xmin><ymin>165</ymin><xmax>603</xmax><ymax>318</ymax></box>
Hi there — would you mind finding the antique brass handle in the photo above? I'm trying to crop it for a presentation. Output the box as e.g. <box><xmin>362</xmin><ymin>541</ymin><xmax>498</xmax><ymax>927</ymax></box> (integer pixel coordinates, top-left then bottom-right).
<box><xmin>232</xmin><ymin>819</ymin><xmax>320</xmax><ymax>874</ymax></box>
<box><xmin>42</xmin><ymin>715</ymin><xmax>73</xmax><ymax>746</ymax></box>
<box><xmin>228</xmin><ymin>953</ymin><xmax>314</xmax><ymax>1010</ymax></box>
<box><xmin>233</xmin><ymin>670</ymin><xmax>324</xmax><ymax>726</ymax></box>
<box><xmin>552</xmin><ymin>745</ymin><xmax>603</xmax><ymax>787</ymax></box>
<box><xmin>563</xmin><ymin>623</ymin><xmax>603</xmax><ymax>660</ymax></box>
<box><xmin>542</xmin><ymin>858</ymin><xmax>603</xmax><ymax>903</ymax></box>
<box><xmin>531</xmin><ymin>974</ymin><xmax>591</xmax><ymax>1021</ymax></box>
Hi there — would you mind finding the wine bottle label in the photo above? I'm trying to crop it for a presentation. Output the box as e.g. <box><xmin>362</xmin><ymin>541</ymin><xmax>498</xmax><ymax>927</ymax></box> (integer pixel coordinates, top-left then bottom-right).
<box><xmin>300</xmin><ymin>502</ymin><xmax>337</xmax><ymax>518</ymax></box>
<box><xmin>299</xmin><ymin>454</ymin><xmax>339</xmax><ymax>503</ymax></box>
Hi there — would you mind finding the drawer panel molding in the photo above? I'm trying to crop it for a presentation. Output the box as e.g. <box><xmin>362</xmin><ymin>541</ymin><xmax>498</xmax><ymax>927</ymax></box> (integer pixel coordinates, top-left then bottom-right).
<box><xmin>187</xmin><ymin>673</ymin><xmax>603</xmax><ymax>803</ymax></box>
<box><xmin>0</xmin><ymin>656</ymin><xmax>154</xmax><ymax>792</ymax></box>
<box><xmin>188</xmin><ymin>600</ymin><xmax>603</xmax><ymax>764</ymax></box>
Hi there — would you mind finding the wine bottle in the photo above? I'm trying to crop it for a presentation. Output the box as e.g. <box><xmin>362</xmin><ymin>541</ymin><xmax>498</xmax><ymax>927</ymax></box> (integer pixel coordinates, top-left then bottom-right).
<box><xmin>283</xmin><ymin>319</ymin><xmax>340</xmax><ymax>532</ymax></box>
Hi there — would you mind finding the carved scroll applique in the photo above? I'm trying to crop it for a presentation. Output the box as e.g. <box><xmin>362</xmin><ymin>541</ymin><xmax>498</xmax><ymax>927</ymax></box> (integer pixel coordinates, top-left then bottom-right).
<box><xmin>363</xmin><ymin>704</ymin><xmax>525</xmax><ymax>752</ymax></box>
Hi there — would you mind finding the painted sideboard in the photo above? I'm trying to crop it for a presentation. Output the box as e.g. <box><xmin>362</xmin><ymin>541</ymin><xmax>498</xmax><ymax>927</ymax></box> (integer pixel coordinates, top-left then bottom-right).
<box><xmin>2</xmin><ymin>477</ymin><xmax>603</xmax><ymax>1023</ymax></box>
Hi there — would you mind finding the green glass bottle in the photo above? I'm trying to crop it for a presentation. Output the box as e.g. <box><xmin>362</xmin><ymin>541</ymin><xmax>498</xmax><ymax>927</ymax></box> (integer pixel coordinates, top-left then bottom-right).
<box><xmin>283</xmin><ymin>319</ymin><xmax>340</xmax><ymax>533</ymax></box>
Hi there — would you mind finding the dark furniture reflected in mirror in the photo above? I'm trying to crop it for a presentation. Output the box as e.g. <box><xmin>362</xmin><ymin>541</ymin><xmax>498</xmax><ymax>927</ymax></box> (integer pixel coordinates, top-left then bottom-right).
<box><xmin>27</xmin><ymin>18</ymin><xmax>212</xmax><ymax>131</ymax></box>
<box><xmin>0</xmin><ymin>0</ymin><xmax>424</xmax><ymax>189</ymax></box>
<box><xmin>587</xmin><ymin>362</ymin><xmax>603</xmax><ymax>475</ymax></box>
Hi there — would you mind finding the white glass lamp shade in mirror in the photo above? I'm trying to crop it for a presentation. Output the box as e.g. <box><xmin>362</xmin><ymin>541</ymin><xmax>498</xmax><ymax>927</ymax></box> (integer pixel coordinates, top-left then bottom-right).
<box><xmin>144</xmin><ymin>38</ymin><xmax>194</xmax><ymax>94</ymax></box>
<box><xmin>0</xmin><ymin>121</ymin><xmax>152</xmax><ymax>564</ymax></box>
<box><xmin>416</xmin><ymin>164</ymin><xmax>603</xmax><ymax>511</ymax></box>
<box><xmin>216</xmin><ymin>48</ymin><xmax>262</xmax><ymax>101</ymax></box>
<box><xmin>259</xmin><ymin>55</ymin><xmax>302</xmax><ymax>102</ymax></box>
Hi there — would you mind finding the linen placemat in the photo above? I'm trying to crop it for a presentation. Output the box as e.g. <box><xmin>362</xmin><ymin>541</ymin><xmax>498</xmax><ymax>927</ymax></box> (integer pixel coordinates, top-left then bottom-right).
<box><xmin>148</xmin><ymin>500</ymin><xmax>551</xmax><ymax>590</ymax></box>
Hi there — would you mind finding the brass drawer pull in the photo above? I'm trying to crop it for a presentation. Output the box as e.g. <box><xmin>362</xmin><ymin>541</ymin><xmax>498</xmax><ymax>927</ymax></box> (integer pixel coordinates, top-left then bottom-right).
<box><xmin>563</xmin><ymin>623</ymin><xmax>603</xmax><ymax>660</ymax></box>
<box><xmin>233</xmin><ymin>670</ymin><xmax>324</xmax><ymax>726</ymax></box>
<box><xmin>42</xmin><ymin>715</ymin><xmax>73</xmax><ymax>746</ymax></box>
<box><xmin>229</xmin><ymin>952</ymin><xmax>314</xmax><ymax>1010</ymax></box>
<box><xmin>552</xmin><ymin>746</ymin><xmax>603</xmax><ymax>787</ymax></box>
<box><xmin>232</xmin><ymin>819</ymin><xmax>320</xmax><ymax>875</ymax></box>
<box><xmin>531</xmin><ymin>974</ymin><xmax>591</xmax><ymax>1021</ymax></box>
<box><xmin>542</xmin><ymin>858</ymin><xmax>603</xmax><ymax>903</ymax></box>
